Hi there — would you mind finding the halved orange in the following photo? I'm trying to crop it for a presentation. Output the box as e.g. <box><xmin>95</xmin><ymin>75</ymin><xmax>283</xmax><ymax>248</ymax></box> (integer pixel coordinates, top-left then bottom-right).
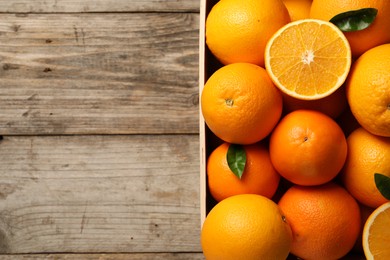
<box><xmin>265</xmin><ymin>19</ymin><xmax>351</xmax><ymax>100</ymax></box>
<box><xmin>362</xmin><ymin>202</ymin><xmax>390</xmax><ymax>260</ymax></box>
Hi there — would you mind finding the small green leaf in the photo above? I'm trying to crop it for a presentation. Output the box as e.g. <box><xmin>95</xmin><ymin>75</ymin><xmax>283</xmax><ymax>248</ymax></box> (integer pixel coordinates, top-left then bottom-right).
<box><xmin>330</xmin><ymin>8</ymin><xmax>378</xmax><ymax>32</ymax></box>
<box><xmin>374</xmin><ymin>173</ymin><xmax>390</xmax><ymax>200</ymax></box>
<box><xmin>227</xmin><ymin>144</ymin><xmax>246</xmax><ymax>179</ymax></box>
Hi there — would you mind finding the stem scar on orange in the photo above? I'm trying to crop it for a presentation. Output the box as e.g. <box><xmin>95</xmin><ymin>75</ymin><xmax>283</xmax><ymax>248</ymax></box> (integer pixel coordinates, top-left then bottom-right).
<box><xmin>201</xmin><ymin>63</ymin><xmax>283</xmax><ymax>145</ymax></box>
<box><xmin>269</xmin><ymin>109</ymin><xmax>347</xmax><ymax>186</ymax></box>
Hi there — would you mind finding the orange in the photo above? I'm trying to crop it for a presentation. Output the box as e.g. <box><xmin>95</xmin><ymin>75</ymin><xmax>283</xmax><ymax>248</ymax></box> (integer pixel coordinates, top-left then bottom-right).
<box><xmin>265</xmin><ymin>19</ymin><xmax>351</xmax><ymax>100</ymax></box>
<box><xmin>282</xmin><ymin>85</ymin><xmax>347</xmax><ymax>118</ymax></box>
<box><xmin>201</xmin><ymin>63</ymin><xmax>283</xmax><ymax>145</ymax></box>
<box><xmin>283</xmin><ymin>0</ymin><xmax>312</xmax><ymax>21</ymax></box>
<box><xmin>201</xmin><ymin>194</ymin><xmax>292</xmax><ymax>260</ymax></box>
<box><xmin>346</xmin><ymin>43</ymin><xmax>390</xmax><ymax>137</ymax></box>
<box><xmin>269</xmin><ymin>110</ymin><xmax>347</xmax><ymax>186</ymax></box>
<box><xmin>310</xmin><ymin>0</ymin><xmax>390</xmax><ymax>57</ymax></box>
<box><xmin>278</xmin><ymin>182</ymin><xmax>361</xmax><ymax>260</ymax></box>
<box><xmin>362</xmin><ymin>202</ymin><xmax>390</xmax><ymax>260</ymax></box>
<box><xmin>205</xmin><ymin>0</ymin><xmax>290</xmax><ymax>66</ymax></box>
<box><xmin>340</xmin><ymin>127</ymin><xmax>390</xmax><ymax>208</ymax></box>
<box><xmin>207</xmin><ymin>142</ymin><xmax>280</xmax><ymax>202</ymax></box>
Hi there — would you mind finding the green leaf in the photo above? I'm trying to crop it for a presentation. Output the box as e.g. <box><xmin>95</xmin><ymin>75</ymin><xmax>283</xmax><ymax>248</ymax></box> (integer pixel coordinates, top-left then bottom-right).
<box><xmin>227</xmin><ymin>144</ymin><xmax>246</xmax><ymax>179</ymax></box>
<box><xmin>330</xmin><ymin>8</ymin><xmax>378</xmax><ymax>32</ymax></box>
<box><xmin>374</xmin><ymin>173</ymin><xmax>390</xmax><ymax>200</ymax></box>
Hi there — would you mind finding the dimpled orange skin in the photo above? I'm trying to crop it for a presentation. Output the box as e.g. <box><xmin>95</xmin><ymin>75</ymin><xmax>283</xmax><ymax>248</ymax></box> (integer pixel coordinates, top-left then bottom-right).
<box><xmin>201</xmin><ymin>63</ymin><xmax>283</xmax><ymax>145</ymax></box>
<box><xmin>341</xmin><ymin>127</ymin><xmax>390</xmax><ymax>208</ymax></box>
<box><xmin>207</xmin><ymin>142</ymin><xmax>280</xmax><ymax>202</ymax></box>
<box><xmin>310</xmin><ymin>0</ymin><xmax>390</xmax><ymax>57</ymax></box>
<box><xmin>201</xmin><ymin>194</ymin><xmax>292</xmax><ymax>260</ymax></box>
<box><xmin>278</xmin><ymin>182</ymin><xmax>361</xmax><ymax>260</ymax></box>
<box><xmin>205</xmin><ymin>0</ymin><xmax>290</xmax><ymax>66</ymax></box>
<box><xmin>269</xmin><ymin>110</ymin><xmax>348</xmax><ymax>186</ymax></box>
<box><xmin>346</xmin><ymin>43</ymin><xmax>390</xmax><ymax>137</ymax></box>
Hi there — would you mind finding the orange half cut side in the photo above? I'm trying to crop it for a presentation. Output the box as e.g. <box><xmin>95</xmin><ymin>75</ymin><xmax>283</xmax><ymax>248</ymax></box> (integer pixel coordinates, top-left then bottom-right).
<box><xmin>362</xmin><ymin>202</ymin><xmax>390</xmax><ymax>260</ymax></box>
<box><xmin>265</xmin><ymin>19</ymin><xmax>351</xmax><ymax>100</ymax></box>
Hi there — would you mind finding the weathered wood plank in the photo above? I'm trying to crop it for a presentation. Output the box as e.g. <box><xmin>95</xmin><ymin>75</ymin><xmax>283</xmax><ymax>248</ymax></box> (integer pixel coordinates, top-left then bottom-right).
<box><xmin>0</xmin><ymin>0</ymin><xmax>199</xmax><ymax>13</ymax></box>
<box><xmin>0</xmin><ymin>135</ymin><xmax>201</xmax><ymax>253</ymax></box>
<box><xmin>0</xmin><ymin>252</ymin><xmax>366</xmax><ymax>260</ymax></box>
<box><xmin>0</xmin><ymin>253</ymin><xmax>205</xmax><ymax>260</ymax></box>
<box><xmin>0</xmin><ymin>13</ymin><xmax>199</xmax><ymax>135</ymax></box>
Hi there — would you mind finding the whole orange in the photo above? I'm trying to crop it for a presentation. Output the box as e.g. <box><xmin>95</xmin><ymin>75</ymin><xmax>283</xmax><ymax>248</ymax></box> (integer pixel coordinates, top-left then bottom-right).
<box><xmin>278</xmin><ymin>182</ymin><xmax>361</xmax><ymax>260</ymax></box>
<box><xmin>269</xmin><ymin>110</ymin><xmax>347</xmax><ymax>186</ymax></box>
<box><xmin>340</xmin><ymin>127</ymin><xmax>390</xmax><ymax>208</ymax></box>
<box><xmin>310</xmin><ymin>0</ymin><xmax>390</xmax><ymax>57</ymax></box>
<box><xmin>205</xmin><ymin>0</ymin><xmax>290</xmax><ymax>66</ymax></box>
<box><xmin>207</xmin><ymin>142</ymin><xmax>280</xmax><ymax>202</ymax></box>
<box><xmin>201</xmin><ymin>63</ymin><xmax>283</xmax><ymax>145</ymax></box>
<box><xmin>346</xmin><ymin>43</ymin><xmax>390</xmax><ymax>137</ymax></box>
<box><xmin>201</xmin><ymin>194</ymin><xmax>292</xmax><ymax>260</ymax></box>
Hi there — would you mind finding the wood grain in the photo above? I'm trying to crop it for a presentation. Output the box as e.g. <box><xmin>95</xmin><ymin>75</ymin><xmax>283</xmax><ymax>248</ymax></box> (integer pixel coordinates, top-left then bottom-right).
<box><xmin>0</xmin><ymin>0</ymin><xmax>199</xmax><ymax>13</ymax></box>
<box><xmin>0</xmin><ymin>13</ymin><xmax>199</xmax><ymax>135</ymax></box>
<box><xmin>0</xmin><ymin>135</ymin><xmax>201</xmax><ymax>253</ymax></box>
<box><xmin>0</xmin><ymin>253</ymin><xmax>205</xmax><ymax>259</ymax></box>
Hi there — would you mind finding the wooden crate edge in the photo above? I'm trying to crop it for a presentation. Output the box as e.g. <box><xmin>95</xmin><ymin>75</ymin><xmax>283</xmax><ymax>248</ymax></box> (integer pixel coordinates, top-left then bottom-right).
<box><xmin>199</xmin><ymin>0</ymin><xmax>207</xmax><ymax>227</ymax></box>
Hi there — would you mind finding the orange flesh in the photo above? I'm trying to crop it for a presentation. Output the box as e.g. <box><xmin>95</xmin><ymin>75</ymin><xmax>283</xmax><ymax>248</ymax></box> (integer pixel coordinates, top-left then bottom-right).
<box><xmin>267</xmin><ymin>20</ymin><xmax>351</xmax><ymax>99</ymax></box>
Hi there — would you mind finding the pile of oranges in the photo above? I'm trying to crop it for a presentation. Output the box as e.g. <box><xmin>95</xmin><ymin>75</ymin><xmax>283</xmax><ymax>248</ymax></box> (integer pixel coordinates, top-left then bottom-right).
<box><xmin>200</xmin><ymin>0</ymin><xmax>390</xmax><ymax>259</ymax></box>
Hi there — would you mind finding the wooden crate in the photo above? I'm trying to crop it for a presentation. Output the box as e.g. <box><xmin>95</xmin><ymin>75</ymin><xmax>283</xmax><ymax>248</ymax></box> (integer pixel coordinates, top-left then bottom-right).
<box><xmin>198</xmin><ymin>1</ymin><xmax>367</xmax><ymax>259</ymax></box>
<box><xmin>199</xmin><ymin>0</ymin><xmax>221</xmax><ymax>225</ymax></box>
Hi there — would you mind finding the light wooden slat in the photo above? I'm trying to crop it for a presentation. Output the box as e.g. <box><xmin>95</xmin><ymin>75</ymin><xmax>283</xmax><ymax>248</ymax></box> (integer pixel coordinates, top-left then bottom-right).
<box><xmin>0</xmin><ymin>13</ymin><xmax>199</xmax><ymax>135</ymax></box>
<box><xmin>0</xmin><ymin>253</ymin><xmax>205</xmax><ymax>260</ymax></box>
<box><xmin>0</xmin><ymin>0</ymin><xmax>199</xmax><ymax>13</ymax></box>
<box><xmin>0</xmin><ymin>135</ymin><xmax>201</xmax><ymax>253</ymax></box>
<box><xmin>0</xmin><ymin>252</ymin><xmax>368</xmax><ymax>260</ymax></box>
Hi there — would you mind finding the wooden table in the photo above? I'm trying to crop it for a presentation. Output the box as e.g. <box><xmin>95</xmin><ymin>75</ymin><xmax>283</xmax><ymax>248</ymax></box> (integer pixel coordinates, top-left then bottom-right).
<box><xmin>0</xmin><ymin>1</ymin><xmax>203</xmax><ymax>259</ymax></box>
